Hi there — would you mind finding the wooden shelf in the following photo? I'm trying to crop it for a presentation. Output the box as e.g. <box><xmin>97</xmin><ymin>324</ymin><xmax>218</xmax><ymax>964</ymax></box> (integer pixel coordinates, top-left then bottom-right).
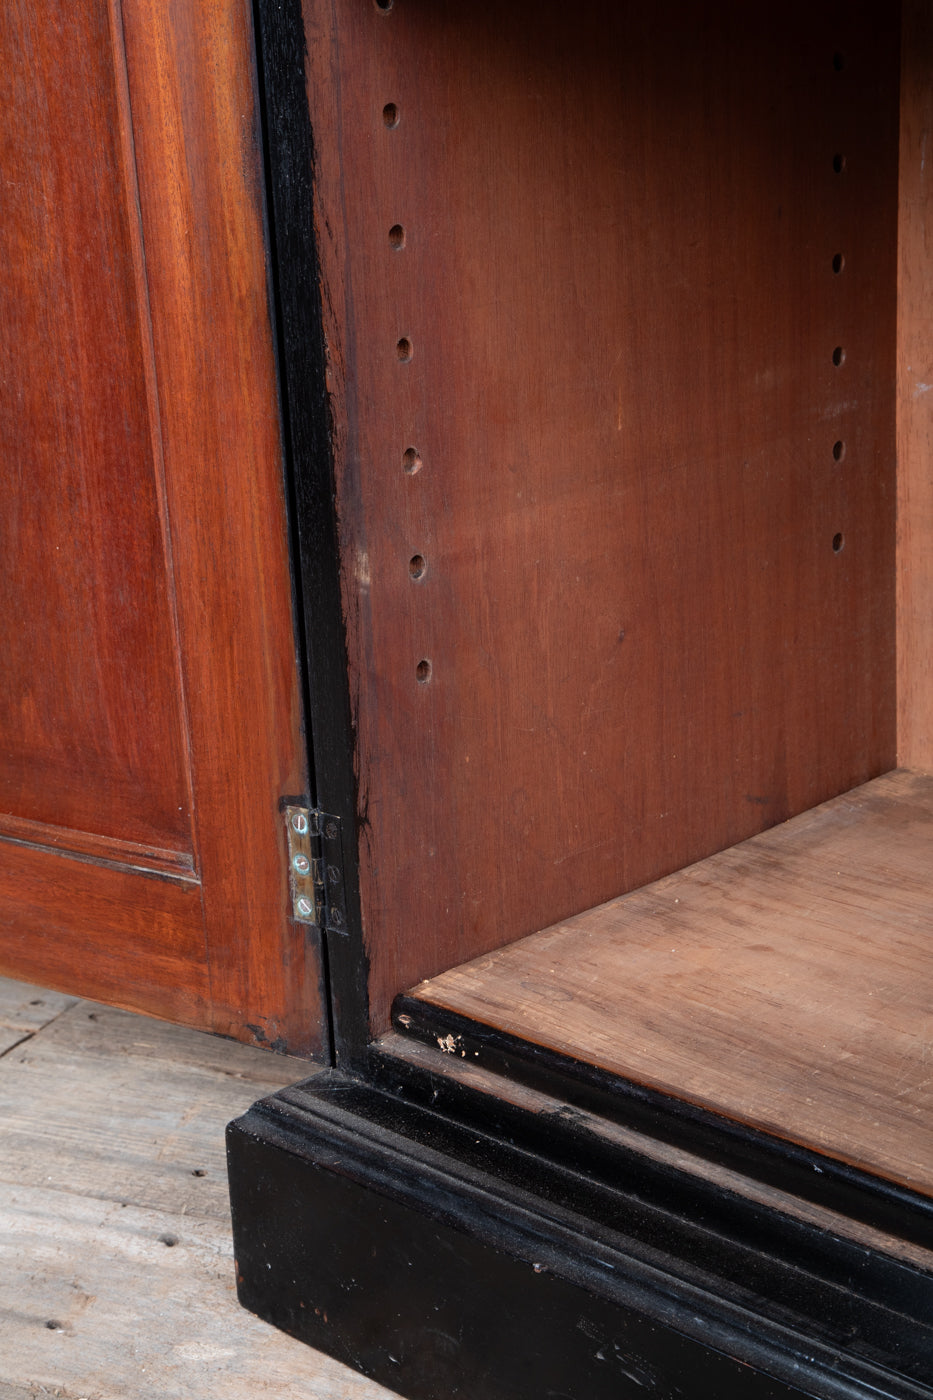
<box><xmin>407</xmin><ymin>768</ymin><xmax>933</xmax><ymax>1197</ymax></box>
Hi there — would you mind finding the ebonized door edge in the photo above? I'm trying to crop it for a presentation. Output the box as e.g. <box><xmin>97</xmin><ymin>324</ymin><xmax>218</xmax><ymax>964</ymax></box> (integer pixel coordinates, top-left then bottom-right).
<box><xmin>251</xmin><ymin>0</ymin><xmax>370</xmax><ymax>1063</ymax></box>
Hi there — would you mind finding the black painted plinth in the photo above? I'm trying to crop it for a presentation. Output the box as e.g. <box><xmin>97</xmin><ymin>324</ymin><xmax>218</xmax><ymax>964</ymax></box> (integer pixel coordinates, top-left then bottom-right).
<box><xmin>227</xmin><ymin>1070</ymin><xmax>933</xmax><ymax>1400</ymax></box>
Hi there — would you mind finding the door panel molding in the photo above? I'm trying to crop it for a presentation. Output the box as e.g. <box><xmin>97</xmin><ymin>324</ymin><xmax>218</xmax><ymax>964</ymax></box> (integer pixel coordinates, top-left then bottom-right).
<box><xmin>0</xmin><ymin>0</ymin><xmax>326</xmax><ymax>1057</ymax></box>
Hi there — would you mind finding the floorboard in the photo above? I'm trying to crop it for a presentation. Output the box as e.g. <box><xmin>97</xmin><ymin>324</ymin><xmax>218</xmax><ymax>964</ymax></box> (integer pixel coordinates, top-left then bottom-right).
<box><xmin>0</xmin><ymin>978</ymin><xmax>396</xmax><ymax>1400</ymax></box>
<box><xmin>0</xmin><ymin>982</ymin><xmax>77</xmax><ymax>1059</ymax></box>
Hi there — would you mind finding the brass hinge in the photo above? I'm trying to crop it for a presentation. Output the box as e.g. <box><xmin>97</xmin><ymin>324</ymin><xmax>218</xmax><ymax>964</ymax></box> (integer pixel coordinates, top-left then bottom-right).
<box><xmin>284</xmin><ymin>806</ymin><xmax>347</xmax><ymax>935</ymax></box>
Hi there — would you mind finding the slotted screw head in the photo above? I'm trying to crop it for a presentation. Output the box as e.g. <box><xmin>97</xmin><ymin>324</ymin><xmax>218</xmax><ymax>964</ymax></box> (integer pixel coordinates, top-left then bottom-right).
<box><xmin>292</xmin><ymin>853</ymin><xmax>311</xmax><ymax>875</ymax></box>
<box><xmin>291</xmin><ymin>812</ymin><xmax>309</xmax><ymax>835</ymax></box>
<box><xmin>295</xmin><ymin>896</ymin><xmax>314</xmax><ymax>917</ymax></box>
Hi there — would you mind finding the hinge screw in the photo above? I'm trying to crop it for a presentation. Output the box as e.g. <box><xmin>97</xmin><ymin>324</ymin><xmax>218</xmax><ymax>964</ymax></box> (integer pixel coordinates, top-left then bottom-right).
<box><xmin>295</xmin><ymin>896</ymin><xmax>313</xmax><ymax>917</ymax></box>
<box><xmin>292</xmin><ymin>853</ymin><xmax>311</xmax><ymax>875</ymax></box>
<box><xmin>291</xmin><ymin>812</ymin><xmax>309</xmax><ymax>835</ymax></box>
<box><xmin>325</xmin><ymin>821</ymin><xmax>338</xmax><ymax>840</ymax></box>
<box><xmin>330</xmin><ymin>908</ymin><xmax>345</xmax><ymax>928</ymax></box>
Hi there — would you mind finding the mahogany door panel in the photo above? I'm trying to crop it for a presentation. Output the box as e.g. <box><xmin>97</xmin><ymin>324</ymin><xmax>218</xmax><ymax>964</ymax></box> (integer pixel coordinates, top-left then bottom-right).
<box><xmin>0</xmin><ymin>0</ymin><xmax>192</xmax><ymax>863</ymax></box>
<box><xmin>0</xmin><ymin>0</ymin><xmax>325</xmax><ymax>1055</ymax></box>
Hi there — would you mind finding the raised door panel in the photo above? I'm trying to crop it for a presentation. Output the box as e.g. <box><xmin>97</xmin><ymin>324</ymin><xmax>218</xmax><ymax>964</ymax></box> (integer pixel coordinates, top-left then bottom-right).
<box><xmin>0</xmin><ymin>1</ymin><xmax>192</xmax><ymax>866</ymax></box>
<box><xmin>0</xmin><ymin>0</ymin><xmax>325</xmax><ymax>1056</ymax></box>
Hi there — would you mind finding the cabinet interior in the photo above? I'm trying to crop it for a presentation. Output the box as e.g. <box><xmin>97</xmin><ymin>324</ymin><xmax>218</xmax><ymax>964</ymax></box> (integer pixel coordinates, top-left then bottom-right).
<box><xmin>305</xmin><ymin>0</ymin><xmax>932</xmax><ymax>1187</ymax></box>
<box><xmin>405</xmin><ymin>769</ymin><xmax>933</xmax><ymax>1196</ymax></box>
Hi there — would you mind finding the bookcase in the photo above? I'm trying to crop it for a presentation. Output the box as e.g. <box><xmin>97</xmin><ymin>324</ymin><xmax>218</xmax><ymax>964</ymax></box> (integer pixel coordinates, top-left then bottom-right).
<box><xmin>229</xmin><ymin>0</ymin><xmax>933</xmax><ymax>1395</ymax></box>
<box><xmin>1</xmin><ymin>0</ymin><xmax>930</xmax><ymax>1392</ymax></box>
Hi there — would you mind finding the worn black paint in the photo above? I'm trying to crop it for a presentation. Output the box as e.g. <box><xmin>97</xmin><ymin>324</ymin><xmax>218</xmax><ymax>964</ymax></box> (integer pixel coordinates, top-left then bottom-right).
<box><xmin>367</xmin><ymin>1042</ymin><xmax>933</xmax><ymax>1337</ymax></box>
<box><xmin>392</xmin><ymin>995</ymin><xmax>933</xmax><ymax>1253</ymax></box>
<box><xmin>228</xmin><ymin>1073</ymin><xmax>933</xmax><ymax>1400</ymax></box>
<box><xmin>251</xmin><ymin>0</ymin><xmax>370</xmax><ymax>1064</ymax></box>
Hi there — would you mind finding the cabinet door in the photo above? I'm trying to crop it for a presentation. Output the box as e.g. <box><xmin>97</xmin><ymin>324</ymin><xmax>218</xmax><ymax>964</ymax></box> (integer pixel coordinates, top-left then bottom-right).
<box><xmin>0</xmin><ymin>0</ymin><xmax>326</xmax><ymax>1056</ymax></box>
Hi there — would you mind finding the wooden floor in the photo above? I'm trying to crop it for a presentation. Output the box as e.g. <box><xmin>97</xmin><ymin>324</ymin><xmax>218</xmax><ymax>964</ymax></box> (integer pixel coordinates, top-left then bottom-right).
<box><xmin>0</xmin><ymin>977</ymin><xmax>395</xmax><ymax>1400</ymax></box>
<box><xmin>409</xmin><ymin>768</ymin><xmax>933</xmax><ymax>1197</ymax></box>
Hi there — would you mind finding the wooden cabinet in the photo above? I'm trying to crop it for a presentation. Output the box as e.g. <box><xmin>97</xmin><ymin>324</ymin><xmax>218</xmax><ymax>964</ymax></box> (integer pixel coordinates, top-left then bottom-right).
<box><xmin>4</xmin><ymin>0</ymin><xmax>933</xmax><ymax>1395</ymax></box>
<box><xmin>231</xmin><ymin>1</ymin><xmax>933</xmax><ymax>1394</ymax></box>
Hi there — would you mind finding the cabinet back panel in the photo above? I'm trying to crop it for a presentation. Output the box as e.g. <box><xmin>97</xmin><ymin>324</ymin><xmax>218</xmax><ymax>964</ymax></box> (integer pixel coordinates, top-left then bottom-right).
<box><xmin>897</xmin><ymin>0</ymin><xmax>933</xmax><ymax>772</ymax></box>
<box><xmin>304</xmin><ymin>0</ymin><xmax>899</xmax><ymax>1032</ymax></box>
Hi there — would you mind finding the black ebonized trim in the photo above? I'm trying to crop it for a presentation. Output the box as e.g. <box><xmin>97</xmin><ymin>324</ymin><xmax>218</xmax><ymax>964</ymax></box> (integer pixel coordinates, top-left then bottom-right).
<box><xmin>392</xmin><ymin>996</ymin><xmax>933</xmax><ymax>1253</ymax></box>
<box><xmin>228</xmin><ymin>1070</ymin><xmax>933</xmax><ymax>1400</ymax></box>
<box><xmin>367</xmin><ymin>1038</ymin><xmax>933</xmax><ymax>1325</ymax></box>
<box><xmin>251</xmin><ymin>0</ymin><xmax>369</xmax><ymax>1064</ymax></box>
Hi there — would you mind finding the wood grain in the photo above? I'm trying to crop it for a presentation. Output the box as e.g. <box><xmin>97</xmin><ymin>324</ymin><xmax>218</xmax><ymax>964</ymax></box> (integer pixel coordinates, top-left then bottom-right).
<box><xmin>118</xmin><ymin>0</ymin><xmax>319</xmax><ymax>1050</ymax></box>
<box><xmin>0</xmin><ymin>980</ymin><xmax>76</xmax><ymax>1037</ymax></box>
<box><xmin>0</xmin><ymin>1000</ymin><xmax>304</xmax><ymax>1217</ymax></box>
<box><xmin>0</xmin><ymin>980</ymin><xmax>75</xmax><ymax>1058</ymax></box>
<box><xmin>0</xmin><ymin>1187</ymin><xmax>396</xmax><ymax>1400</ymax></box>
<box><xmin>0</xmin><ymin>814</ymin><xmax>195</xmax><ymax>880</ymax></box>
<box><xmin>0</xmin><ymin>985</ymin><xmax>392</xmax><ymax>1399</ymax></box>
<box><xmin>304</xmin><ymin>0</ymin><xmax>900</xmax><ymax>1033</ymax></box>
<box><xmin>0</xmin><ymin>838</ymin><xmax>210</xmax><ymax>1028</ymax></box>
<box><xmin>0</xmin><ymin>0</ymin><xmax>192</xmax><ymax>855</ymax></box>
<box><xmin>0</xmin><ymin>1</ymin><xmax>322</xmax><ymax>1052</ymax></box>
<box><xmin>898</xmin><ymin>0</ymin><xmax>933</xmax><ymax>772</ymax></box>
<box><xmin>408</xmin><ymin>770</ymin><xmax>933</xmax><ymax>1197</ymax></box>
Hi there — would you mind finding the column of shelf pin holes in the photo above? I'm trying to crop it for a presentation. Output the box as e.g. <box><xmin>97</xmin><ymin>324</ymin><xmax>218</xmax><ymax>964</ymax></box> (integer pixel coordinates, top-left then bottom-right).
<box><xmin>378</xmin><ymin>0</ymin><xmax>432</xmax><ymax>686</ymax></box>
<box><xmin>830</xmin><ymin>47</ymin><xmax>847</xmax><ymax>556</ymax></box>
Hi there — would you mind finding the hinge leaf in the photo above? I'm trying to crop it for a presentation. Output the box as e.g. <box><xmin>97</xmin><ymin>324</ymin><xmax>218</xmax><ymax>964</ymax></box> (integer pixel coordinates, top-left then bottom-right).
<box><xmin>284</xmin><ymin>805</ymin><xmax>347</xmax><ymax>934</ymax></box>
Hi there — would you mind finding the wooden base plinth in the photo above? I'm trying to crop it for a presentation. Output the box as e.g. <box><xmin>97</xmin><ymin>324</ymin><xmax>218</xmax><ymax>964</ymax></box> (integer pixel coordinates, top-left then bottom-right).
<box><xmin>227</xmin><ymin>1062</ymin><xmax>933</xmax><ymax>1400</ymax></box>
